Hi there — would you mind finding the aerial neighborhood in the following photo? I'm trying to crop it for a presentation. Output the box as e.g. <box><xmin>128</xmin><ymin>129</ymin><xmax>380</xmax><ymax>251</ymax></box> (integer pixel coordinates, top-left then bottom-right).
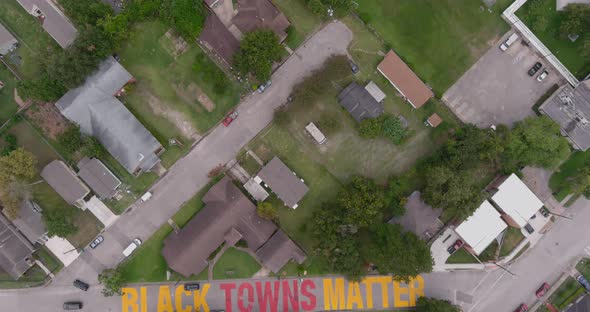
<box><xmin>0</xmin><ymin>0</ymin><xmax>589</xmax><ymax>312</ymax></box>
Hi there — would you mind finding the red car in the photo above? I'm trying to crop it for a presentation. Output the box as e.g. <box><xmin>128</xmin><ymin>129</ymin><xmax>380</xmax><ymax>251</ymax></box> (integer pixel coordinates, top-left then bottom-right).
<box><xmin>535</xmin><ymin>282</ymin><xmax>550</xmax><ymax>298</ymax></box>
<box><xmin>514</xmin><ymin>303</ymin><xmax>528</xmax><ymax>312</ymax></box>
<box><xmin>447</xmin><ymin>239</ymin><xmax>464</xmax><ymax>254</ymax></box>
<box><xmin>222</xmin><ymin>111</ymin><xmax>239</xmax><ymax>127</ymax></box>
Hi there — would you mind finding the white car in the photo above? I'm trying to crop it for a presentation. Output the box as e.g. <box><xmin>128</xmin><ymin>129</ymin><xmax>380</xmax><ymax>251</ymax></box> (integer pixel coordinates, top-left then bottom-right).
<box><xmin>122</xmin><ymin>238</ymin><xmax>142</xmax><ymax>257</ymax></box>
<box><xmin>537</xmin><ymin>70</ymin><xmax>548</xmax><ymax>82</ymax></box>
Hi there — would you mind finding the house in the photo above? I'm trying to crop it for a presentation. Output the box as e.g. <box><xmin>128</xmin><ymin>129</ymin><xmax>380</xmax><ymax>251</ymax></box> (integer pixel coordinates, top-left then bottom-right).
<box><xmin>0</xmin><ymin>24</ymin><xmax>18</xmax><ymax>56</ymax></box>
<box><xmin>539</xmin><ymin>79</ymin><xmax>590</xmax><ymax>151</ymax></box>
<box><xmin>13</xmin><ymin>200</ymin><xmax>47</xmax><ymax>245</ymax></box>
<box><xmin>77</xmin><ymin>157</ymin><xmax>121</xmax><ymax>200</ymax></box>
<box><xmin>55</xmin><ymin>57</ymin><xmax>164</xmax><ymax>175</ymax></box>
<box><xmin>388</xmin><ymin>191</ymin><xmax>443</xmax><ymax>241</ymax></box>
<box><xmin>490</xmin><ymin>174</ymin><xmax>544</xmax><ymax>228</ymax></box>
<box><xmin>231</xmin><ymin>0</ymin><xmax>291</xmax><ymax>42</ymax></box>
<box><xmin>199</xmin><ymin>14</ymin><xmax>241</xmax><ymax>67</ymax></box>
<box><xmin>338</xmin><ymin>82</ymin><xmax>385</xmax><ymax>122</ymax></box>
<box><xmin>255</xmin><ymin>229</ymin><xmax>306</xmax><ymax>273</ymax></box>
<box><xmin>0</xmin><ymin>213</ymin><xmax>35</xmax><ymax>279</ymax></box>
<box><xmin>15</xmin><ymin>0</ymin><xmax>77</xmax><ymax>48</ymax></box>
<box><xmin>454</xmin><ymin>200</ymin><xmax>508</xmax><ymax>255</ymax></box>
<box><xmin>377</xmin><ymin>50</ymin><xmax>433</xmax><ymax>109</ymax></box>
<box><xmin>364</xmin><ymin>81</ymin><xmax>387</xmax><ymax>103</ymax></box>
<box><xmin>256</xmin><ymin>157</ymin><xmax>309</xmax><ymax>209</ymax></box>
<box><xmin>427</xmin><ymin>113</ymin><xmax>443</xmax><ymax>128</ymax></box>
<box><xmin>162</xmin><ymin>177</ymin><xmax>305</xmax><ymax>276</ymax></box>
<box><xmin>41</xmin><ymin>160</ymin><xmax>90</xmax><ymax>208</ymax></box>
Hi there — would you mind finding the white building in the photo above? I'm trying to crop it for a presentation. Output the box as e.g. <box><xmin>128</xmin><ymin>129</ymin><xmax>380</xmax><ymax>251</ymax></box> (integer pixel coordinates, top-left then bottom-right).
<box><xmin>305</xmin><ymin>122</ymin><xmax>326</xmax><ymax>144</ymax></box>
<box><xmin>455</xmin><ymin>201</ymin><xmax>508</xmax><ymax>255</ymax></box>
<box><xmin>491</xmin><ymin>173</ymin><xmax>543</xmax><ymax>228</ymax></box>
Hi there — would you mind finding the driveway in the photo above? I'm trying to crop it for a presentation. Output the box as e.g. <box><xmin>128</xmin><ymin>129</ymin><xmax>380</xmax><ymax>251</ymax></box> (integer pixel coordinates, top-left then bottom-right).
<box><xmin>442</xmin><ymin>30</ymin><xmax>564</xmax><ymax>128</ymax></box>
<box><xmin>49</xmin><ymin>21</ymin><xmax>353</xmax><ymax>286</ymax></box>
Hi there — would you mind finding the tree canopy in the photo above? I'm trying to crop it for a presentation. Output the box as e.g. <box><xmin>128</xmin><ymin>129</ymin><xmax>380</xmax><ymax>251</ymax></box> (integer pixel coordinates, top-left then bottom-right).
<box><xmin>234</xmin><ymin>30</ymin><xmax>283</xmax><ymax>82</ymax></box>
<box><xmin>98</xmin><ymin>268</ymin><xmax>125</xmax><ymax>296</ymax></box>
<box><xmin>160</xmin><ymin>0</ymin><xmax>207</xmax><ymax>39</ymax></box>
<box><xmin>337</xmin><ymin>176</ymin><xmax>386</xmax><ymax>228</ymax></box>
<box><xmin>43</xmin><ymin>209</ymin><xmax>78</xmax><ymax>238</ymax></box>
<box><xmin>416</xmin><ymin>297</ymin><xmax>461</xmax><ymax>312</ymax></box>
<box><xmin>559</xmin><ymin>3</ymin><xmax>590</xmax><ymax>36</ymax></box>
<box><xmin>0</xmin><ymin>148</ymin><xmax>37</xmax><ymax>219</ymax></box>
<box><xmin>256</xmin><ymin>202</ymin><xmax>278</xmax><ymax>221</ymax></box>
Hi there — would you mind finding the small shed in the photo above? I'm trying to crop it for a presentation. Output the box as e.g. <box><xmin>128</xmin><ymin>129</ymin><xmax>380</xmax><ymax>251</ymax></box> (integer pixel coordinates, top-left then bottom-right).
<box><xmin>243</xmin><ymin>177</ymin><xmax>269</xmax><ymax>202</ymax></box>
<box><xmin>364</xmin><ymin>81</ymin><xmax>386</xmax><ymax>103</ymax></box>
<box><xmin>427</xmin><ymin>113</ymin><xmax>443</xmax><ymax>127</ymax></box>
<box><xmin>305</xmin><ymin>122</ymin><xmax>326</xmax><ymax>144</ymax></box>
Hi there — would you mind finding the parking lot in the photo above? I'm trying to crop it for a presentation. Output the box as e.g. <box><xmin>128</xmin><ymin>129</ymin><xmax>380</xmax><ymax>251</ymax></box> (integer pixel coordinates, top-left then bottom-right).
<box><xmin>442</xmin><ymin>31</ymin><xmax>564</xmax><ymax>128</ymax></box>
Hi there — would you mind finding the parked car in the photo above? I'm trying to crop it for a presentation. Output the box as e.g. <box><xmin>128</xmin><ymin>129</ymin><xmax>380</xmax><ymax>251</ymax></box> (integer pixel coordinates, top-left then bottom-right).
<box><xmin>222</xmin><ymin>111</ymin><xmax>239</xmax><ymax>127</ymax></box>
<box><xmin>184</xmin><ymin>283</ymin><xmax>200</xmax><ymax>291</ymax></box>
<box><xmin>524</xmin><ymin>223</ymin><xmax>534</xmax><ymax>234</ymax></box>
<box><xmin>63</xmin><ymin>301</ymin><xmax>83</xmax><ymax>310</ymax></box>
<box><xmin>140</xmin><ymin>191</ymin><xmax>152</xmax><ymax>202</ymax></box>
<box><xmin>349</xmin><ymin>60</ymin><xmax>359</xmax><ymax>74</ymax></box>
<box><xmin>447</xmin><ymin>239</ymin><xmax>464</xmax><ymax>254</ymax></box>
<box><xmin>257</xmin><ymin>80</ymin><xmax>272</xmax><ymax>93</ymax></box>
<box><xmin>535</xmin><ymin>282</ymin><xmax>551</xmax><ymax>297</ymax></box>
<box><xmin>89</xmin><ymin>235</ymin><xmax>104</xmax><ymax>249</ymax></box>
<box><xmin>122</xmin><ymin>238</ymin><xmax>142</xmax><ymax>257</ymax></box>
<box><xmin>514</xmin><ymin>303</ymin><xmax>528</xmax><ymax>312</ymax></box>
<box><xmin>537</xmin><ymin>70</ymin><xmax>549</xmax><ymax>82</ymax></box>
<box><xmin>73</xmin><ymin>279</ymin><xmax>89</xmax><ymax>291</ymax></box>
<box><xmin>540</xmin><ymin>207</ymin><xmax>550</xmax><ymax>218</ymax></box>
<box><xmin>577</xmin><ymin>275</ymin><xmax>590</xmax><ymax>292</ymax></box>
<box><xmin>528</xmin><ymin>62</ymin><xmax>543</xmax><ymax>76</ymax></box>
<box><xmin>500</xmin><ymin>33</ymin><xmax>520</xmax><ymax>51</ymax></box>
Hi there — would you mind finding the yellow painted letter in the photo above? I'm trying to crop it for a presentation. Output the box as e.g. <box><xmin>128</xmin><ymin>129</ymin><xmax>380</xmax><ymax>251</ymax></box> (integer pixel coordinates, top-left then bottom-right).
<box><xmin>393</xmin><ymin>281</ymin><xmax>410</xmax><ymax>308</ymax></box>
<box><xmin>377</xmin><ymin>276</ymin><xmax>392</xmax><ymax>308</ymax></box>
<box><xmin>122</xmin><ymin>287</ymin><xmax>139</xmax><ymax>312</ymax></box>
<box><xmin>157</xmin><ymin>286</ymin><xmax>174</xmax><ymax>312</ymax></box>
<box><xmin>361</xmin><ymin>277</ymin><xmax>379</xmax><ymax>309</ymax></box>
<box><xmin>193</xmin><ymin>283</ymin><xmax>210</xmax><ymax>312</ymax></box>
<box><xmin>409</xmin><ymin>276</ymin><xmax>425</xmax><ymax>306</ymax></box>
<box><xmin>323</xmin><ymin>278</ymin><xmax>345</xmax><ymax>310</ymax></box>
<box><xmin>140</xmin><ymin>287</ymin><xmax>147</xmax><ymax>312</ymax></box>
<box><xmin>175</xmin><ymin>286</ymin><xmax>193</xmax><ymax>312</ymax></box>
<box><xmin>346</xmin><ymin>282</ymin><xmax>363</xmax><ymax>309</ymax></box>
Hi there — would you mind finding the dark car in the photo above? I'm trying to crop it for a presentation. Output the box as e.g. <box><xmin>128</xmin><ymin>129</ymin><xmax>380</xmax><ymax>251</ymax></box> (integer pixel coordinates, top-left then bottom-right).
<box><xmin>514</xmin><ymin>303</ymin><xmax>528</xmax><ymax>312</ymax></box>
<box><xmin>184</xmin><ymin>283</ymin><xmax>200</xmax><ymax>291</ymax></box>
<box><xmin>535</xmin><ymin>282</ymin><xmax>551</xmax><ymax>298</ymax></box>
<box><xmin>528</xmin><ymin>62</ymin><xmax>542</xmax><ymax>76</ymax></box>
<box><xmin>63</xmin><ymin>301</ymin><xmax>83</xmax><ymax>310</ymax></box>
<box><xmin>524</xmin><ymin>223</ymin><xmax>534</xmax><ymax>234</ymax></box>
<box><xmin>73</xmin><ymin>279</ymin><xmax>89</xmax><ymax>291</ymax></box>
<box><xmin>577</xmin><ymin>275</ymin><xmax>590</xmax><ymax>292</ymax></box>
<box><xmin>349</xmin><ymin>60</ymin><xmax>359</xmax><ymax>74</ymax></box>
<box><xmin>447</xmin><ymin>239</ymin><xmax>464</xmax><ymax>254</ymax></box>
<box><xmin>540</xmin><ymin>207</ymin><xmax>550</xmax><ymax>218</ymax></box>
<box><xmin>89</xmin><ymin>235</ymin><xmax>103</xmax><ymax>249</ymax></box>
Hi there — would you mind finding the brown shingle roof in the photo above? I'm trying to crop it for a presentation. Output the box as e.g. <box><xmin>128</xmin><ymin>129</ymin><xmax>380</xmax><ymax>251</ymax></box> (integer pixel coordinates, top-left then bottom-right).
<box><xmin>199</xmin><ymin>14</ymin><xmax>240</xmax><ymax>66</ymax></box>
<box><xmin>257</xmin><ymin>157</ymin><xmax>309</xmax><ymax>208</ymax></box>
<box><xmin>255</xmin><ymin>230</ymin><xmax>306</xmax><ymax>273</ymax></box>
<box><xmin>427</xmin><ymin>113</ymin><xmax>443</xmax><ymax>128</ymax></box>
<box><xmin>231</xmin><ymin>0</ymin><xmax>291</xmax><ymax>42</ymax></box>
<box><xmin>377</xmin><ymin>50</ymin><xmax>433</xmax><ymax>109</ymax></box>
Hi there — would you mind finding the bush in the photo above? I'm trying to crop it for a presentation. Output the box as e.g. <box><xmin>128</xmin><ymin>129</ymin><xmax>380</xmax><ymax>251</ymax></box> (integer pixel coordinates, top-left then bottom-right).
<box><xmin>0</xmin><ymin>134</ymin><xmax>18</xmax><ymax>156</ymax></box>
<box><xmin>160</xmin><ymin>0</ymin><xmax>207</xmax><ymax>39</ymax></box>
<box><xmin>358</xmin><ymin>117</ymin><xmax>383</xmax><ymax>139</ymax></box>
<box><xmin>382</xmin><ymin>116</ymin><xmax>407</xmax><ymax>144</ymax></box>
<box><xmin>58</xmin><ymin>125</ymin><xmax>85</xmax><ymax>155</ymax></box>
<box><xmin>43</xmin><ymin>209</ymin><xmax>77</xmax><ymax>238</ymax></box>
<box><xmin>257</xmin><ymin>202</ymin><xmax>277</xmax><ymax>220</ymax></box>
<box><xmin>233</xmin><ymin>30</ymin><xmax>283</xmax><ymax>81</ymax></box>
<box><xmin>193</xmin><ymin>54</ymin><xmax>229</xmax><ymax>95</ymax></box>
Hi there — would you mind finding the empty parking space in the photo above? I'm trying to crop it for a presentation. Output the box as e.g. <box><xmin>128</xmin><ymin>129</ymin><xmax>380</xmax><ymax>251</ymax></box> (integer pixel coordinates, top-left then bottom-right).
<box><xmin>443</xmin><ymin>31</ymin><xmax>564</xmax><ymax>128</ymax></box>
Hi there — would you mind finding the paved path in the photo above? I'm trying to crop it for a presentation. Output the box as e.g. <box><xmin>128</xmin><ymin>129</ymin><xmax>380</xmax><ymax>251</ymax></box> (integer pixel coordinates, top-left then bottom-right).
<box><xmin>48</xmin><ymin>21</ymin><xmax>353</xmax><ymax>287</ymax></box>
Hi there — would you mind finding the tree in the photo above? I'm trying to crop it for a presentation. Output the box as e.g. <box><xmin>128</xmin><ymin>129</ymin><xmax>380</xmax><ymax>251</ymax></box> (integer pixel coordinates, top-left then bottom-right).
<box><xmin>83</xmin><ymin>137</ymin><xmax>108</xmax><ymax>159</ymax></box>
<box><xmin>361</xmin><ymin>223</ymin><xmax>433</xmax><ymax>281</ymax></box>
<box><xmin>569</xmin><ymin>167</ymin><xmax>590</xmax><ymax>197</ymax></box>
<box><xmin>437</xmin><ymin>125</ymin><xmax>503</xmax><ymax>170</ymax></box>
<box><xmin>58</xmin><ymin>125</ymin><xmax>85</xmax><ymax>155</ymax></box>
<box><xmin>1</xmin><ymin>134</ymin><xmax>18</xmax><ymax>156</ymax></box>
<box><xmin>17</xmin><ymin>74</ymin><xmax>66</xmax><ymax>102</ymax></box>
<box><xmin>58</xmin><ymin>0</ymin><xmax>113</xmax><ymax>27</ymax></box>
<box><xmin>98</xmin><ymin>268</ymin><xmax>125</xmax><ymax>296</ymax></box>
<box><xmin>160</xmin><ymin>0</ymin><xmax>207</xmax><ymax>39</ymax></box>
<box><xmin>358</xmin><ymin>117</ymin><xmax>383</xmax><ymax>139</ymax></box>
<box><xmin>233</xmin><ymin>30</ymin><xmax>283</xmax><ymax>81</ymax></box>
<box><xmin>338</xmin><ymin>176</ymin><xmax>386</xmax><ymax>228</ymax></box>
<box><xmin>416</xmin><ymin>297</ymin><xmax>461</xmax><ymax>312</ymax></box>
<box><xmin>559</xmin><ymin>4</ymin><xmax>590</xmax><ymax>36</ymax></box>
<box><xmin>382</xmin><ymin>116</ymin><xmax>407</xmax><ymax>144</ymax></box>
<box><xmin>43</xmin><ymin>209</ymin><xmax>78</xmax><ymax>237</ymax></box>
<box><xmin>529</xmin><ymin>0</ymin><xmax>549</xmax><ymax>32</ymax></box>
<box><xmin>257</xmin><ymin>202</ymin><xmax>278</xmax><ymax>220</ymax></box>
<box><xmin>386</xmin><ymin>174</ymin><xmax>412</xmax><ymax>217</ymax></box>
<box><xmin>0</xmin><ymin>148</ymin><xmax>37</xmax><ymax>219</ymax></box>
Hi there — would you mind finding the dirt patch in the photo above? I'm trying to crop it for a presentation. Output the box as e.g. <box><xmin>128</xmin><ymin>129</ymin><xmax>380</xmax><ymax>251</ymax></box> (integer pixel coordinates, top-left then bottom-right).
<box><xmin>173</xmin><ymin>82</ymin><xmax>216</xmax><ymax>112</ymax></box>
<box><xmin>146</xmin><ymin>92</ymin><xmax>199</xmax><ymax>139</ymax></box>
<box><xmin>25</xmin><ymin>102</ymin><xmax>69</xmax><ymax>139</ymax></box>
<box><xmin>159</xmin><ymin>29</ymin><xmax>188</xmax><ymax>58</ymax></box>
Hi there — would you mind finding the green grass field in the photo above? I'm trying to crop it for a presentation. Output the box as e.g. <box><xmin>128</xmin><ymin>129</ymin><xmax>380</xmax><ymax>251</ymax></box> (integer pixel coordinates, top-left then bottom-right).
<box><xmin>576</xmin><ymin>258</ymin><xmax>590</xmax><ymax>280</ymax></box>
<box><xmin>549</xmin><ymin>277</ymin><xmax>584</xmax><ymax>309</ymax></box>
<box><xmin>549</xmin><ymin>150</ymin><xmax>590</xmax><ymax>201</ymax></box>
<box><xmin>500</xmin><ymin>227</ymin><xmax>525</xmax><ymax>258</ymax></box>
<box><xmin>518</xmin><ymin>0</ymin><xmax>590</xmax><ymax>78</ymax></box>
<box><xmin>356</xmin><ymin>0</ymin><xmax>511</xmax><ymax>95</ymax></box>
<box><xmin>213</xmin><ymin>248</ymin><xmax>261</xmax><ymax>280</ymax></box>
<box><xmin>0</xmin><ymin>68</ymin><xmax>19</xmax><ymax>125</ymax></box>
<box><xmin>446</xmin><ymin>248</ymin><xmax>478</xmax><ymax>264</ymax></box>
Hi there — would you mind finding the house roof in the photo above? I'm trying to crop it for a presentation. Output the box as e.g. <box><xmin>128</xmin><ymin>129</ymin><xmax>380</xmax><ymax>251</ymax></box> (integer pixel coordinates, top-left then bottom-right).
<box><xmin>377</xmin><ymin>50</ymin><xmax>433</xmax><ymax>108</ymax></box>
<box><xmin>15</xmin><ymin>0</ymin><xmax>77</xmax><ymax>48</ymax></box>
<box><xmin>243</xmin><ymin>178</ymin><xmax>269</xmax><ymax>202</ymax></box>
<box><xmin>255</xmin><ymin>230</ymin><xmax>306</xmax><ymax>273</ymax></box>
<box><xmin>539</xmin><ymin>81</ymin><xmax>590</xmax><ymax>151</ymax></box>
<box><xmin>427</xmin><ymin>113</ymin><xmax>443</xmax><ymax>127</ymax></box>
<box><xmin>338</xmin><ymin>82</ymin><xmax>385</xmax><ymax>122</ymax></box>
<box><xmin>491</xmin><ymin>173</ymin><xmax>543</xmax><ymax>228</ymax></box>
<box><xmin>364</xmin><ymin>81</ymin><xmax>386</xmax><ymax>103</ymax></box>
<box><xmin>12</xmin><ymin>200</ymin><xmax>46</xmax><ymax>244</ymax></box>
<box><xmin>388</xmin><ymin>191</ymin><xmax>442</xmax><ymax>240</ymax></box>
<box><xmin>55</xmin><ymin>57</ymin><xmax>162</xmax><ymax>174</ymax></box>
<box><xmin>566</xmin><ymin>294</ymin><xmax>590</xmax><ymax>312</ymax></box>
<box><xmin>231</xmin><ymin>0</ymin><xmax>291</xmax><ymax>42</ymax></box>
<box><xmin>199</xmin><ymin>14</ymin><xmax>240</xmax><ymax>66</ymax></box>
<box><xmin>0</xmin><ymin>213</ymin><xmax>35</xmax><ymax>279</ymax></box>
<box><xmin>162</xmin><ymin>177</ymin><xmax>277</xmax><ymax>277</ymax></box>
<box><xmin>0</xmin><ymin>23</ymin><xmax>18</xmax><ymax>56</ymax></box>
<box><xmin>77</xmin><ymin>157</ymin><xmax>121</xmax><ymax>199</ymax></box>
<box><xmin>41</xmin><ymin>160</ymin><xmax>90</xmax><ymax>205</ymax></box>
<box><xmin>257</xmin><ymin>157</ymin><xmax>309</xmax><ymax>208</ymax></box>
<box><xmin>455</xmin><ymin>200</ymin><xmax>507</xmax><ymax>255</ymax></box>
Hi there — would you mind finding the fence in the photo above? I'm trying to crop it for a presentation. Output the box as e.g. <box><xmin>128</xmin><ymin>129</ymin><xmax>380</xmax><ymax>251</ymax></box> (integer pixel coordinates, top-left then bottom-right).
<box><xmin>502</xmin><ymin>0</ymin><xmax>579</xmax><ymax>86</ymax></box>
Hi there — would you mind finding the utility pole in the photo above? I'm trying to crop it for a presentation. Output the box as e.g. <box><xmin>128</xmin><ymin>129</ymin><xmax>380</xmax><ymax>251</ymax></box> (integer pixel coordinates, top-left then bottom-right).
<box><xmin>493</xmin><ymin>262</ymin><xmax>516</xmax><ymax>276</ymax></box>
<box><xmin>547</xmin><ymin>211</ymin><xmax>573</xmax><ymax>220</ymax></box>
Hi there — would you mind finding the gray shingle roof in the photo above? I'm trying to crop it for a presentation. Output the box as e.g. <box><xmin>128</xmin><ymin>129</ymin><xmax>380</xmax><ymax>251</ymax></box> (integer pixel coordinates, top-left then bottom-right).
<box><xmin>338</xmin><ymin>82</ymin><xmax>385</xmax><ymax>122</ymax></box>
<box><xmin>388</xmin><ymin>191</ymin><xmax>442</xmax><ymax>240</ymax></box>
<box><xmin>41</xmin><ymin>160</ymin><xmax>89</xmax><ymax>206</ymax></box>
<box><xmin>0</xmin><ymin>23</ymin><xmax>18</xmax><ymax>56</ymax></box>
<box><xmin>77</xmin><ymin>157</ymin><xmax>121</xmax><ymax>199</ymax></box>
<box><xmin>0</xmin><ymin>213</ymin><xmax>35</xmax><ymax>279</ymax></box>
<box><xmin>55</xmin><ymin>57</ymin><xmax>162</xmax><ymax>174</ymax></box>
<box><xmin>257</xmin><ymin>157</ymin><xmax>309</xmax><ymax>208</ymax></box>
<box><xmin>15</xmin><ymin>0</ymin><xmax>77</xmax><ymax>48</ymax></box>
<box><xmin>12</xmin><ymin>201</ymin><xmax>46</xmax><ymax>244</ymax></box>
<box><xmin>255</xmin><ymin>229</ymin><xmax>306</xmax><ymax>273</ymax></box>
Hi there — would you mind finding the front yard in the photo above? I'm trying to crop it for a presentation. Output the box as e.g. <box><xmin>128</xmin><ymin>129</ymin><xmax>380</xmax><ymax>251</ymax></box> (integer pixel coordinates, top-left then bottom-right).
<box><xmin>212</xmin><ymin>248</ymin><xmax>261</xmax><ymax>280</ymax></box>
<box><xmin>550</xmin><ymin>149</ymin><xmax>590</xmax><ymax>201</ymax></box>
<box><xmin>500</xmin><ymin>227</ymin><xmax>525</xmax><ymax>258</ymax></box>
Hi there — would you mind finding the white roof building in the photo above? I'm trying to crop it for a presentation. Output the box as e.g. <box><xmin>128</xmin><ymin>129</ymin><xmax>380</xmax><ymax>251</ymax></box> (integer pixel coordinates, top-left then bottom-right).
<box><xmin>364</xmin><ymin>81</ymin><xmax>386</xmax><ymax>103</ymax></box>
<box><xmin>455</xmin><ymin>201</ymin><xmax>508</xmax><ymax>255</ymax></box>
<box><xmin>491</xmin><ymin>173</ymin><xmax>543</xmax><ymax>228</ymax></box>
<box><xmin>305</xmin><ymin>122</ymin><xmax>326</xmax><ymax>144</ymax></box>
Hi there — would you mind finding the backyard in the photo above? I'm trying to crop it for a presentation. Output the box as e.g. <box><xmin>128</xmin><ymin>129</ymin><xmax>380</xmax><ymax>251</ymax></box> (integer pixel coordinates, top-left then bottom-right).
<box><xmin>0</xmin><ymin>68</ymin><xmax>19</xmax><ymax>125</ymax></box>
<box><xmin>212</xmin><ymin>248</ymin><xmax>261</xmax><ymax>280</ymax></box>
<box><xmin>550</xmin><ymin>149</ymin><xmax>590</xmax><ymax>201</ymax></box>
<box><xmin>518</xmin><ymin>0</ymin><xmax>590</xmax><ymax>78</ymax></box>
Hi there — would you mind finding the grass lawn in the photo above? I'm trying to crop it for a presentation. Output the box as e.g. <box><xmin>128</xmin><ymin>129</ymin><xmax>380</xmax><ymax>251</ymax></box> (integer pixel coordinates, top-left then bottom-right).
<box><xmin>500</xmin><ymin>227</ymin><xmax>525</xmax><ymax>258</ymax></box>
<box><xmin>8</xmin><ymin>121</ymin><xmax>59</xmax><ymax>168</ymax></box>
<box><xmin>212</xmin><ymin>248</ymin><xmax>261</xmax><ymax>280</ymax></box>
<box><xmin>34</xmin><ymin>246</ymin><xmax>63</xmax><ymax>274</ymax></box>
<box><xmin>549</xmin><ymin>277</ymin><xmax>585</xmax><ymax>309</ymax></box>
<box><xmin>550</xmin><ymin>150</ymin><xmax>590</xmax><ymax>201</ymax></box>
<box><xmin>272</xmin><ymin>0</ymin><xmax>322</xmax><ymax>49</ymax></box>
<box><xmin>237</xmin><ymin>152</ymin><xmax>262</xmax><ymax>176</ymax></box>
<box><xmin>355</xmin><ymin>0</ymin><xmax>511</xmax><ymax>95</ymax></box>
<box><xmin>518</xmin><ymin>0</ymin><xmax>590</xmax><ymax>78</ymax></box>
<box><xmin>0</xmin><ymin>67</ymin><xmax>19</xmax><ymax>125</ymax></box>
<box><xmin>446</xmin><ymin>248</ymin><xmax>478</xmax><ymax>264</ymax></box>
<box><xmin>0</xmin><ymin>0</ymin><xmax>60</xmax><ymax>79</ymax></box>
<box><xmin>576</xmin><ymin>258</ymin><xmax>590</xmax><ymax>280</ymax></box>
<box><xmin>118</xmin><ymin>21</ymin><xmax>243</xmax><ymax>136</ymax></box>
<box><xmin>0</xmin><ymin>265</ymin><xmax>48</xmax><ymax>289</ymax></box>
<box><xmin>478</xmin><ymin>241</ymin><xmax>499</xmax><ymax>262</ymax></box>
